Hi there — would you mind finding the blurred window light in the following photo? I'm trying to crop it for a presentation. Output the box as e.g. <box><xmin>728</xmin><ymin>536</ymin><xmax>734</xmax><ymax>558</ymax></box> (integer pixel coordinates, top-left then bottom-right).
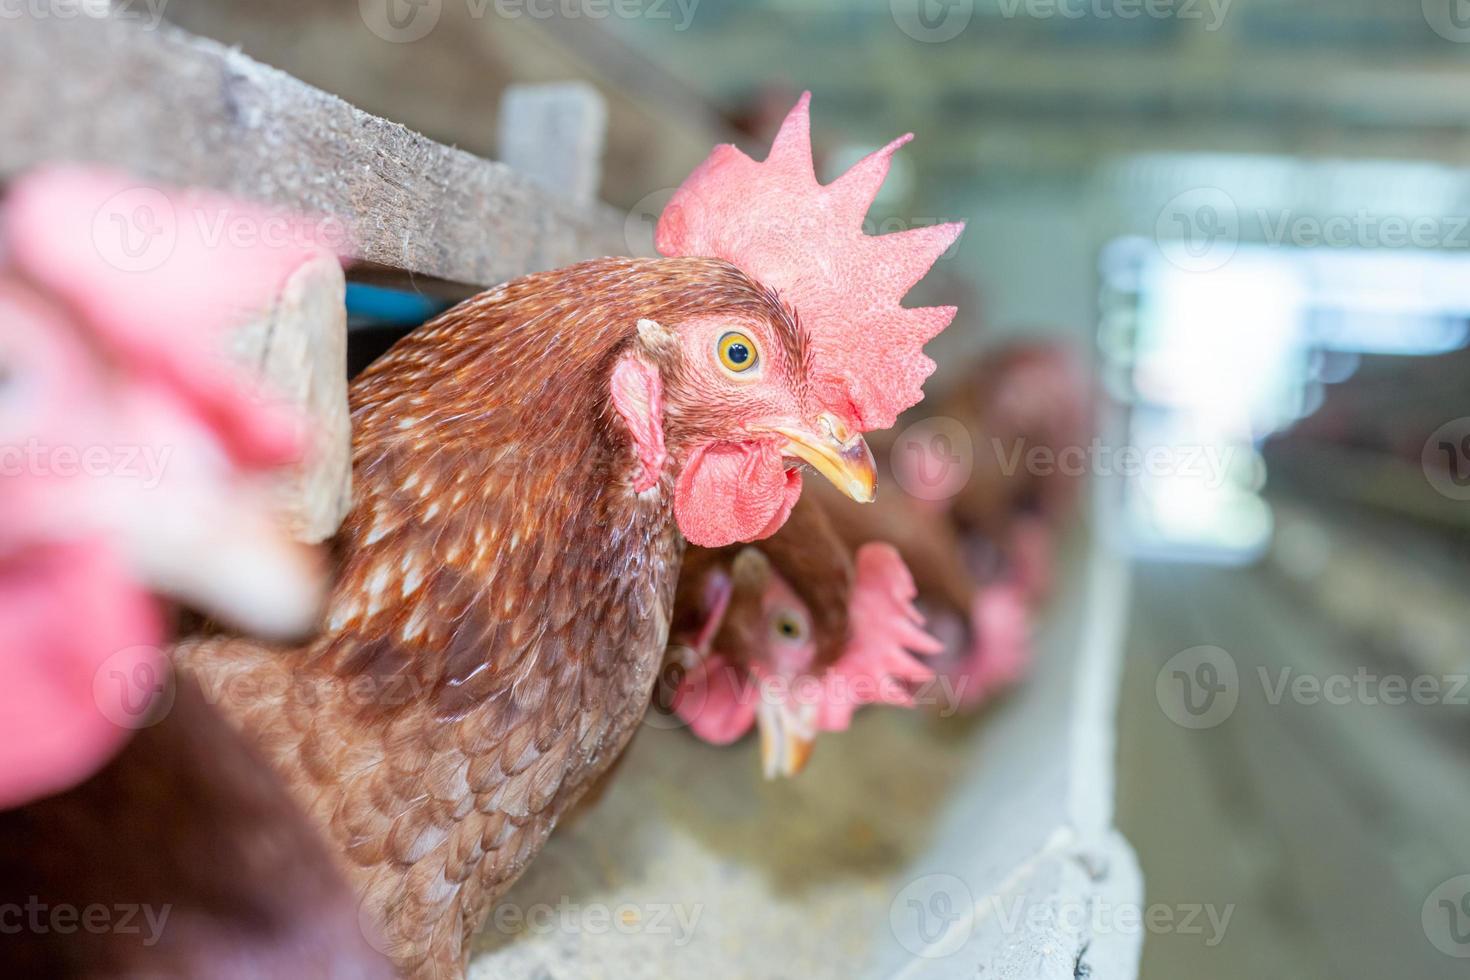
<box><xmin>1307</xmin><ymin>309</ymin><xmax>1469</xmax><ymax>357</ymax></box>
<box><xmin>1101</xmin><ymin>219</ymin><xmax>1470</xmax><ymax>563</ymax></box>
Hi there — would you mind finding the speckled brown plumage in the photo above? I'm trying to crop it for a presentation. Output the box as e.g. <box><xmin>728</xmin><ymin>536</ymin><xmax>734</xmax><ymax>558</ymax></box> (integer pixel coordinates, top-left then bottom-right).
<box><xmin>178</xmin><ymin>257</ymin><xmax>800</xmax><ymax>978</ymax></box>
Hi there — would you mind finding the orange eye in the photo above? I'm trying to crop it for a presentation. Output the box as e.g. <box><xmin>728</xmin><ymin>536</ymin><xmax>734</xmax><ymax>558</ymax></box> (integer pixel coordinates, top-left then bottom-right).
<box><xmin>717</xmin><ymin>331</ymin><xmax>759</xmax><ymax>374</ymax></box>
<box><xmin>773</xmin><ymin>614</ymin><xmax>804</xmax><ymax>640</ymax></box>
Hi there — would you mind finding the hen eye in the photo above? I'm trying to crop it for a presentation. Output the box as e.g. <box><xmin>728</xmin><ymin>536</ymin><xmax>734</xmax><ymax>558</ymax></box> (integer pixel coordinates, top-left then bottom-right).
<box><xmin>774</xmin><ymin>614</ymin><xmax>803</xmax><ymax>640</ymax></box>
<box><xmin>716</xmin><ymin>331</ymin><xmax>758</xmax><ymax>374</ymax></box>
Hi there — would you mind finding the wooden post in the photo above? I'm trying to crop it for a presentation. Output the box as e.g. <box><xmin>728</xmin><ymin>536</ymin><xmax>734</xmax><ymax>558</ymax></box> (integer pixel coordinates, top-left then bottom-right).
<box><xmin>497</xmin><ymin>83</ymin><xmax>609</xmax><ymax>207</ymax></box>
<box><xmin>227</xmin><ymin>255</ymin><xmax>353</xmax><ymax>545</ymax></box>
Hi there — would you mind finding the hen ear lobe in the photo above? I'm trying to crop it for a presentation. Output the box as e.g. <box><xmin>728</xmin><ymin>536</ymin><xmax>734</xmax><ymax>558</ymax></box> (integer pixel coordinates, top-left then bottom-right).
<box><xmin>610</xmin><ymin>351</ymin><xmax>666</xmax><ymax>494</ymax></box>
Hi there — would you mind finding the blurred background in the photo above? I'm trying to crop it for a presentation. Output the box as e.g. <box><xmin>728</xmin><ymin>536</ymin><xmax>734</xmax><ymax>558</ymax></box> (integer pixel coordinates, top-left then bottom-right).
<box><xmin>32</xmin><ymin>0</ymin><xmax>1470</xmax><ymax>976</ymax></box>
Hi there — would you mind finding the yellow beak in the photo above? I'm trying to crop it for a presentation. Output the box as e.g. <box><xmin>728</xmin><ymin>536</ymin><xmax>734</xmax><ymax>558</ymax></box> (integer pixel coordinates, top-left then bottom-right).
<box><xmin>756</xmin><ymin>698</ymin><xmax>817</xmax><ymax>779</ymax></box>
<box><xmin>767</xmin><ymin>413</ymin><xmax>877</xmax><ymax>503</ymax></box>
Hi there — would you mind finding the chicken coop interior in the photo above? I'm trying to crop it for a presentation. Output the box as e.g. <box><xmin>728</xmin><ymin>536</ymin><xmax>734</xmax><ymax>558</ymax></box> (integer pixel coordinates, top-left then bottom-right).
<box><xmin>5</xmin><ymin>2</ymin><xmax>1470</xmax><ymax>979</ymax></box>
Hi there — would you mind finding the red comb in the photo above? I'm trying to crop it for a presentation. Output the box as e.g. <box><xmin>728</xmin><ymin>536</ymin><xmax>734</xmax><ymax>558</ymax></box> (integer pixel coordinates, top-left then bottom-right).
<box><xmin>656</xmin><ymin>93</ymin><xmax>963</xmax><ymax>431</ymax></box>
<box><xmin>817</xmin><ymin>543</ymin><xmax>942</xmax><ymax>731</ymax></box>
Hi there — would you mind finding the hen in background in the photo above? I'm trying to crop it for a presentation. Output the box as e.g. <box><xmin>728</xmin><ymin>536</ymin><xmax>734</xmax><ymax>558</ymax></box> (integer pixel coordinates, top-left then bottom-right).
<box><xmin>840</xmin><ymin>339</ymin><xmax>1093</xmax><ymax>706</ymax></box>
<box><xmin>936</xmin><ymin>339</ymin><xmax>1093</xmax><ymax>600</ymax></box>
<box><xmin>807</xmin><ymin>476</ymin><xmax>1033</xmax><ymax>713</ymax></box>
<box><xmin>669</xmin><ymin>493</ymin><xmax>941</xmax><ymax>778</ymax></box>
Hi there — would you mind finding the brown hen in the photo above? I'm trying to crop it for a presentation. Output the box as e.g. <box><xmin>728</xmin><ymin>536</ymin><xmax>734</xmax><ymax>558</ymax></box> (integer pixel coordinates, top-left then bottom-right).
<box><xmin>181</xmin><ymin>94</ymin><xmax>960</xmax><ymax>977</ymax></box>
<box><xmin>179</xmin><ymin>259</ymin><xmax>807</xmax><ymax>975</ymax></box>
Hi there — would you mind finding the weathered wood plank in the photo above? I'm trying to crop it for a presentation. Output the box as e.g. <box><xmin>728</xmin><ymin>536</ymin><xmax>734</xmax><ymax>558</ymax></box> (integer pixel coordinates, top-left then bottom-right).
<box><xmin>0</xmin><ymin>13</ymin><xmax>631</xmax><ymax>291</ymax></box>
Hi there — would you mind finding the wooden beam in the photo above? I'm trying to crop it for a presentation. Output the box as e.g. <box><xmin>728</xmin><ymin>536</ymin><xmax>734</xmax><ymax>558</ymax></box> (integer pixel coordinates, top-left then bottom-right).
<box><xmin>0</xmin><ymin>13</ymin><xmax>631</xmax><ymax>292</ymax></box>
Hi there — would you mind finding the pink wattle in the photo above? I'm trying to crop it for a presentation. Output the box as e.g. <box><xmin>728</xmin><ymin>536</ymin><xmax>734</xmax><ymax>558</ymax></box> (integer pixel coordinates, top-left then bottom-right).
<box><xmin>674</xmin><ymin>442</ymin><xmax>803</xmax><ymax>547</ymax></box>
<box><xmin>673</xmin><ymin>654</ymin><xmax>757</xmax><ymax>744</ymax></box>
<box><xmin>0</xmin><ymin>540</ymin><xmax>165</xmax><ymax>809</ymax></box>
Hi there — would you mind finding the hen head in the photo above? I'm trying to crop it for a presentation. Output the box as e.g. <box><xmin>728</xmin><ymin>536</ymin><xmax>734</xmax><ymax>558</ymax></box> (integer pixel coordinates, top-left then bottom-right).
<box><xmin>612</xmin><ymin>281</ymin><xmax>877</xmax><ymax>549</ymax></box>
<box><xmin>640</xmin><ymin>92</ymin><xmax>963</xmax><ymax>548</ymax></box>
<box><xmin>0</xmin><ymin>168</ymin><xmax>332</xmax><ymax>806</ymax></box>
<box><xmin>669</xmin><ymin>499</ymin><xmax>941</xmax><ymax>779</ymax></box>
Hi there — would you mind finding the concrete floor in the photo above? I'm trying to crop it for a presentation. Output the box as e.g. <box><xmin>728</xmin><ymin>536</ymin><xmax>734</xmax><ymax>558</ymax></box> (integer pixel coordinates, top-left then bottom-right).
<box><xmin>1117</xmin><ymin>561</ymin><xmax>1470</xmax><ymax>979</ymax></box>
